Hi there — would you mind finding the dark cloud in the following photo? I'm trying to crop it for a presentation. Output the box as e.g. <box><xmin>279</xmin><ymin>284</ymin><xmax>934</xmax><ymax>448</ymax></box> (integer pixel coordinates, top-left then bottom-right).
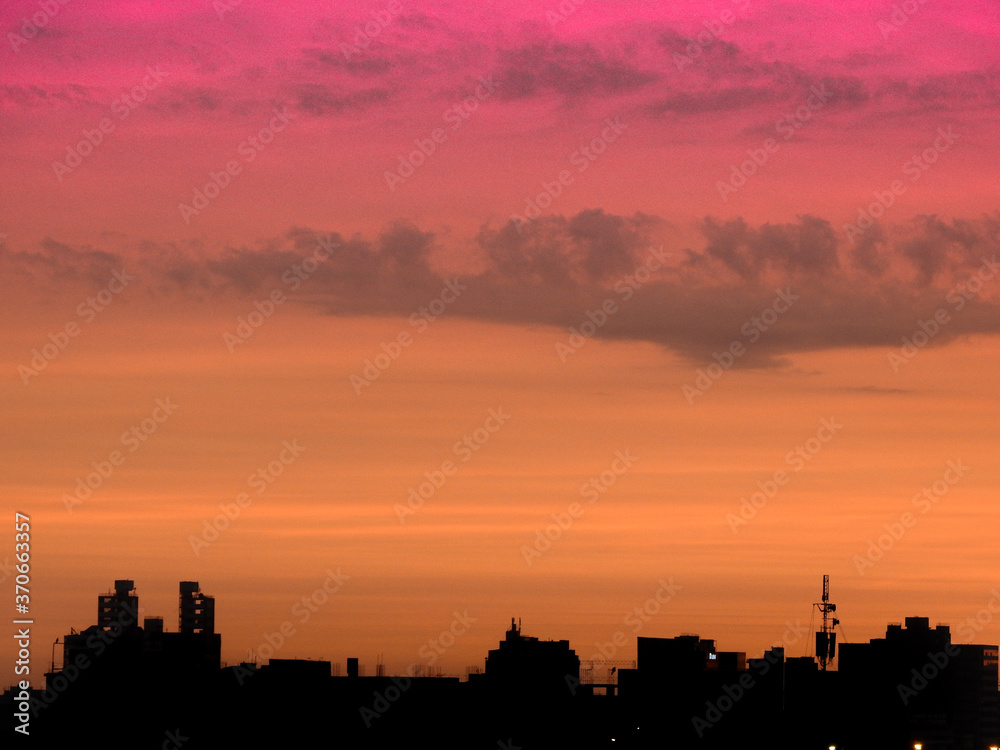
<box><xmin>0</xmin><ymin>238</ymin><xmax>121</xmax><ymax>287</ymax></box>
<box><xmin>11</xmin><ymin>20</ymin><xmax>992</xmax><ymax>137</ymax></box>
<box><xmin>493</xmin><ymin>41</ymin><xmax>659</xmax><ymax>100</ymax></box>
<box><xmin>0</xmin><ymin>84</ymin><xmax>96</xmax><ymax>109</ymax></box>
<box><xmin>477</xmin><ymin>210</ymin><xmax>659</xmax><ymax>286</ymax></box>
<box><xmin>697</xmin><ymin>215</ymin><xmax>841</xmax><ymax>281</ymax></box>
<box><xmin>880</xmin><ymin>69</ymin><xmax>1000</xmax><ymax>110</ymax></box>
<box><xmin>897</xmin><ymin>215</ymin><xmax>1000</xmax><ymax>285</ymax></box>
<box><xmin>648</xmin><ymin>30</ymin><xmax>996</xmax><ymax>122</ymax></box>
<box><xmin>155</xmin><ymin>86</ymin><xmax>225</xmax><ymax>114</ymax></box>
<box><xmin>4</xmin><ymin>213</ymin><xmax>999</xmax><ymax>367</ymax></box>
<box><xmin>302</xmin><ymin>46</ymin><xmax>398</xmax><ymax>77</ymax></box>
<box><xmin>292</xmin><ymin>83</ymin><xmax>393</xmax><ymax>116</ymax></box>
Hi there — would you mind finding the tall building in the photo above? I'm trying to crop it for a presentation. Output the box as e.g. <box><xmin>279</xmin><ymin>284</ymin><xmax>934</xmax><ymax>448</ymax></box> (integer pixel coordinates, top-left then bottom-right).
<box><xmin>97</xmin><ymin>579</ymin><xmax>140</xmax><ymax>633</ymax></box>
<box><xmin>484</xmin><ymin>618</ymin><xmax>580</xmax><ymax>694</ymax></box>
<box><xmin>179</xmin><ymin>581</ymin><xmax>215</xmax><ymax>634</ymax></box>
<box><xmin>54</xmin><ymin>578</ymin><xmax>221</xmax><ymax>694</ymax></box>
<box><xmin>617</xmin><ymin>633</ymin><xmax>754</xmax><ymax>746</ymax></box>
<box><xmin>838</xmin><ymin>616</ymin><xmax>1000</xmax><ymax>749</ymax></box>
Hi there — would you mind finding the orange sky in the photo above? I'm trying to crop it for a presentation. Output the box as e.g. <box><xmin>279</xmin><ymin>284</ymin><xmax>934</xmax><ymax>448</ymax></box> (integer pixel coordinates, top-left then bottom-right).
<box><xmin>2</xmin><ymin>0</ymin><xmax>1000</xmax><ymax>685</ymax></box>
<box><xmin>3</xmin><ymin>301</ymin><xmax>1000</xmax><ymax>679</ymax></box>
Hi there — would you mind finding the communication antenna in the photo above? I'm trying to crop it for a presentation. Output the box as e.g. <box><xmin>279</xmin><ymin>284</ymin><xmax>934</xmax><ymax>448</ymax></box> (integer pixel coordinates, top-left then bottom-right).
<box><xmin>814</xmin><ymin>574</ymin><xmax>839</xmax><ymax>670</ymax></box>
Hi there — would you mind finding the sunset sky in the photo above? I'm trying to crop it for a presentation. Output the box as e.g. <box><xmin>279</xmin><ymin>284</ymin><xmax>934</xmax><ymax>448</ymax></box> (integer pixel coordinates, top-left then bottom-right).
<box><xmin>3</xmin><ymin>0</ymin><xmax>1000</xmax><ymax>685</ymax></box>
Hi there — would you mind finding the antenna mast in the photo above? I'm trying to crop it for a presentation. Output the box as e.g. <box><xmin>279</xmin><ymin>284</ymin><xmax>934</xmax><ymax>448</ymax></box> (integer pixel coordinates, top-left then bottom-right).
<box><xmin>814</xmin><ymin>574</ymin><xmax>839</xmax><ymax>671</ymax></box>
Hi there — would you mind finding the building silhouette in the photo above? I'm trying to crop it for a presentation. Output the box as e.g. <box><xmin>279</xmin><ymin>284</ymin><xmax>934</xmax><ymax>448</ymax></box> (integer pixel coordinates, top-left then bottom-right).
<box><xmin>13</xmin><ymin>578</ymin><xmax>1000</xmax><ymax>750</ymax></box>
<box><xmin>179</xmin><ymin>580</ymin><xmax>215</xmax><ymax>634</ymax></box>
<box><xmin>838</xmin><ymin>616</ymin><xmax>1000</xmax><ymax>749</ymax></box>
<box><xmin>483</xmin><ymin>617</ymin><xmax>580</xmax><ymax>694</ymax></box>
<box><xmin>26</xmin><ymin>580</ymin><xmax>222</xmax><ymax>748</ymax></box>
<box><xmin>59</xmin><ymin>579</ymin><xmax>220</xmax><ymax>681</ymax></box>
<box><xmin>97</xmin><ymin>578</ymin><xmax>140</xmax><ymax>632</ymax></box>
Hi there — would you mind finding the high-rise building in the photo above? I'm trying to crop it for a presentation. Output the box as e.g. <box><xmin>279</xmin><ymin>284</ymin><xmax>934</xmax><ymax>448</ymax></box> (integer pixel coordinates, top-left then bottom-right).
<box><xmin>838</xmin><ymin>616</ymin><xmax>1000</xmax><ymax>749</ymax></box>
<box><xmin>179</xmin><ymin>581</ymin><xmax>215</xmax><ymax>634</ymax></box>
<box><xmin>54</xmin><ymin>578</ymin><xmax>221</xmax><ymax>696</ymax></box>
<box><xmin>97</xmin><ymin>579</ymin><xmax>140</xmax><ymax>633</ymax></box>
<box><xmin>485</xmin><ymin>618</ymin><xmax>580</xmax><ymax>692</ymax></box>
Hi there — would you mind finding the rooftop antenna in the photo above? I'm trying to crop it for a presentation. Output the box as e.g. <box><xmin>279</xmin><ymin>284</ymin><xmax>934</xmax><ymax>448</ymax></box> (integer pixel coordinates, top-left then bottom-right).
<box><xmin>814</xmin><ymin>574</ymin><xmax>839</xmax><ymax>670</ymax></box>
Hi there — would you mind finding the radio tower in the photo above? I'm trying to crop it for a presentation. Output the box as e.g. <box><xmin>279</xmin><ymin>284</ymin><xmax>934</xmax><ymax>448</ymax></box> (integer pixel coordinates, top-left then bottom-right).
<box><xmin>814</xmin><ymin>574</ymin><xmax>839</xmax><ymax>671</ymax></box>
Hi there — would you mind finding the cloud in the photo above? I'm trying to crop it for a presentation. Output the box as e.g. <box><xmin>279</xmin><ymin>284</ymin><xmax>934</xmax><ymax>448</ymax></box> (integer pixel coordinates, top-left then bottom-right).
<box><xmin>0</xmin><ymin>83</ymin><xmax>96</xmax><ymax>110</ymax></box>
<box><xmin>5</xmin><ymin>4</ymin><xmax>997</xmax><ymax>136</ymax></box>
<box><xmin>492</xmin><ymin>40</ymin><xmax>660</xmax><ymax>101</ymax></box>
<box><xmin>292</xmin><ymin>83</ymin><xmax>393</xmax><ymax>116</ymax></box>
<box><xmin>4</xmin><ymin>212</ymin><xmax>999</xmax><ymax>366</ymax></box>
<box><xmin>477</xmin><ymin>209</ymin><xmax>659</xmax><ymax>286</ymax></box>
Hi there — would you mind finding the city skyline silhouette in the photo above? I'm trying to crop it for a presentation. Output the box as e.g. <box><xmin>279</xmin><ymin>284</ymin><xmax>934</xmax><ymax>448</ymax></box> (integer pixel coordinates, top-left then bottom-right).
<box><xmin>6</xmin><ymin>574</ymin><xmax>999</xmax><ymax>748</ymax></box>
